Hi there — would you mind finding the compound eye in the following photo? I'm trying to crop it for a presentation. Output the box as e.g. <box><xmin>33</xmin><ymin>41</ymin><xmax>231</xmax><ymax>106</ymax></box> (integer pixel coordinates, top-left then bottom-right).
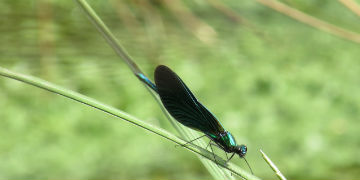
<box><xmin>241</xmin><ymin>145</ymin><xmax>247</xmax><ymax>154</ymax></box>
<box><xmin>238</xmin><ymin>145</ymin><xmax>247</xmax><ymax>157</ymax></box>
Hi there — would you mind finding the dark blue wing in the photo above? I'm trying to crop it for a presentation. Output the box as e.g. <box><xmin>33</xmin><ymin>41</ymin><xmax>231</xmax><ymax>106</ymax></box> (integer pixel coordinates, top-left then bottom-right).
<box><xmin>154</xmin><ymin>65</ymin><xmax>225</xmax><ymax>134</ymax></box>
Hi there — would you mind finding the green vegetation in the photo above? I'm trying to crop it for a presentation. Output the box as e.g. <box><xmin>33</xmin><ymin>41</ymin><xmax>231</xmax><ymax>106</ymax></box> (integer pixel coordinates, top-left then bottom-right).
<box><xmin>0</xmin><ymin>0</ymin><xmax>359</xmax><ymax>179</ymax></box>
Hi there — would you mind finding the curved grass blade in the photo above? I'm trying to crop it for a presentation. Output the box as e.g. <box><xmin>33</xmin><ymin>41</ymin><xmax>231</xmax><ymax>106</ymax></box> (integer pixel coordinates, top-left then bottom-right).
<box><xmin>0</xmin><ymin>67</ymin><xmax>260</xmax><ymax>180</ymax></box>
<box><xmin>72</xmin><ymin>0</ymin><xmax>255</xmax><ymax>179</ymax></box>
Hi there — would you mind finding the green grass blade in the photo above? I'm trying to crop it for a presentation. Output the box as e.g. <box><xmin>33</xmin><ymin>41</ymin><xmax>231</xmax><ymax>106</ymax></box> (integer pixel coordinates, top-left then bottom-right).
<box><xmin>260</xmin><ymin>149</ymin><xmax>286</xmax><ymax>180</ymax></box>
<box><xmin>0</xmin><ymin>67</ymin><xmax>260</xmax><ymax>180</ymax></box>
<box><xmin>72</xmin><ymin>0</ymin><xmax>255</xmax><ymax>179</ymax></box>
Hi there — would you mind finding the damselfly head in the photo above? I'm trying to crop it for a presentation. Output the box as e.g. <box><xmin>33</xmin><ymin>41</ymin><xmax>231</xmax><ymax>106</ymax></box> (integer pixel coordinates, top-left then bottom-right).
<box><xmin>235</xmin><ymin>144</ymin><xmax>247</xmax><ymax>158</ymax></box>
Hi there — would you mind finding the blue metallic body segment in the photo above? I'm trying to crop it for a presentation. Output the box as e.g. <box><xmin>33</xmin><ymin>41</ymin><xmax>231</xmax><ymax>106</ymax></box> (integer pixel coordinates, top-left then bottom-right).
<box><xmin>136</xmin><ymin>73</ymin><xmax>158</xmax><ymax>92</ymax></box>
<box><xmin>208</xmin><ymin>131</ymin><xmax>237</xmax><ymax>152</ymax></box>
<box><xmin>227</xmin><ymin>132</ymin><xmax>237</xmax><ymax>147</ymax></box>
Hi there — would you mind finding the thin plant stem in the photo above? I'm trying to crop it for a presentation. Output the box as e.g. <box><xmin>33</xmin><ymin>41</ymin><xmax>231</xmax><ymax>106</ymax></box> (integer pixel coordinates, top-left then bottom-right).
<box><xmin>257</xmin><ymin>0</ymin><xmax>360</xmax><ymax>44</ymax></box>
<box><xmin>0</xmin><ymin>66</ymin><xmax>260</xmax><ymax>180</ymax></box>
<box><xmin>260</xmin><ymin>149</ymin><xmax>286</xmax><ymax>180</ymax></box>
<box><xmin>73</xmin><ymin>0</ymin><xmax>256</xmax><ymax>179</ymax></box>
<box><xmin>338</xmin><ymin>0</ymin><xmax>360</xmax><ymax>17</ymax></box>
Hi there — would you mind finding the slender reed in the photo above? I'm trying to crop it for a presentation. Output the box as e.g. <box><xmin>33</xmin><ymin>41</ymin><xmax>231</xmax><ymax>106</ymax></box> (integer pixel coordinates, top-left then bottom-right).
<box><xmin>257</xmin><ymin>0</ymin><xmax>360</xmax><ymax>44</ymax></box>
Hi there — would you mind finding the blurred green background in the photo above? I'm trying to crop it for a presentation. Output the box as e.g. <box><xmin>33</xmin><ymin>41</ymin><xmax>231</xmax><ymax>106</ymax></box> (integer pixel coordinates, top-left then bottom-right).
<box><xmin>1</xmin><ymin>0</ymin><xmax>360</xmax><ymax>179</ymax></box>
